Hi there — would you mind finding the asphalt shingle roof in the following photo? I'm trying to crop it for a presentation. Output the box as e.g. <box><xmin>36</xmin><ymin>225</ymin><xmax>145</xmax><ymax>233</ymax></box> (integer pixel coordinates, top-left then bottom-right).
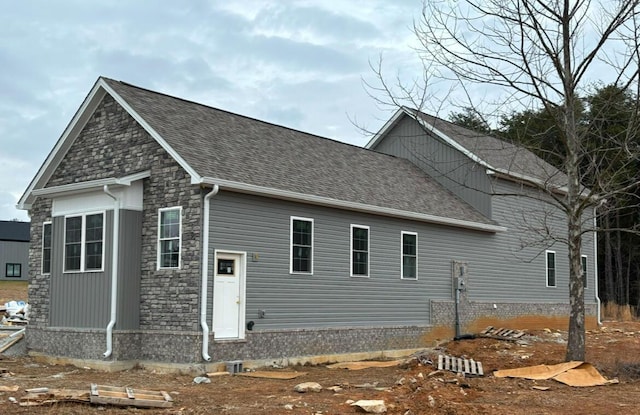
<box><xmin>102</xmin><ymin>78</ymin><xmax>495</xmax><ymax>226</ymax></box>
<box><xmin>409</xmin><ymin>109</ymin><xmax>567</xmax><ymax>187</ymax></box>
<box><xmin>0</xmin><ymin>221</ymin><xmax>30</xmax><ymax>242</ymax></box>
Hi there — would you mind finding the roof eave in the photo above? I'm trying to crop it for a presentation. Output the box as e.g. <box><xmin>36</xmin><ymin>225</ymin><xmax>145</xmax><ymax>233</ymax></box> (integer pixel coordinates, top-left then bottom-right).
<box><xmin>18</xmin><ymin>77</ymin><xmax>203</xmax><ymax>211</ymax></box>
<box><xmin>198</xmin><ymin>177</ymin><xmax>506</xmax><ymax>233</ymax></box>
<box><xmin>31</xmin><ymin>171</ymin><xmax>151</xmax><ymax>199</ymax></box>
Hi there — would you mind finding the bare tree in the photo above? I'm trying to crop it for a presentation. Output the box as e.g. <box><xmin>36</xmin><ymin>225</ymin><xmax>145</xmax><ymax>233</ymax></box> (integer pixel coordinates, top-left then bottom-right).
<box><xmin>370</xmin><ymin>0</ymin><xmax>640</xmax><ymax>361</ymax></box>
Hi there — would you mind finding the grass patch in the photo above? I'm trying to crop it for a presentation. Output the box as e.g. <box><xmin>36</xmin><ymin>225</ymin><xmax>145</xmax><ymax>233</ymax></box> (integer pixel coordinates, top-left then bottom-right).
<box><xmin>602</xmin><ymin>302</ymin><xmax>637</xmax><ymax>321</ymax></box>
<box><xmin>0</xmin><ymin>280</ymin><xmax>28</xmax><ymax>304</ymax></box>
<box><xmin>0</xmin><ymin>280</ymin><xmax>28</xmax><ymax>289</ymax></box>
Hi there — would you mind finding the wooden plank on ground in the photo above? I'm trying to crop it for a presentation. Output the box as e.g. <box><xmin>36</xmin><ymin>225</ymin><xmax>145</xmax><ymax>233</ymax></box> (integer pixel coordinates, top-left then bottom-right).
<box><xmin>90</xmin><ymin>384</ymin><xmax>172</xmax><ymax>408</ymax></box>
<box><xmin>436</xmin><ymin>354</ymin><xmax>484</xmax><ymax>376</ymax></box>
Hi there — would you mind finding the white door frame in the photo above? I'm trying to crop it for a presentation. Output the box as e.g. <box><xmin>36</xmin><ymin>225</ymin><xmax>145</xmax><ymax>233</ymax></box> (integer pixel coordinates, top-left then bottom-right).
<box><xmin>212</xmin><ymin>250</ymin><xmax>247</xmax><ymax>340</ymax></box>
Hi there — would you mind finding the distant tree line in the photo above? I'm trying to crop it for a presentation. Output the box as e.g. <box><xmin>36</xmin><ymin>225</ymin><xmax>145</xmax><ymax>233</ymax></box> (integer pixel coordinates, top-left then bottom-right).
<box><xmin>449</xmin><ymin>84</ymin><xmax>640</xmax><ymax>313</ymax></box>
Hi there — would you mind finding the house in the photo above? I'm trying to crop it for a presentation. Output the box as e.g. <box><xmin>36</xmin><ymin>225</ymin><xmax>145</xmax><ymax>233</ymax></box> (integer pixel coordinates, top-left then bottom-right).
<box><xmin>18</xmin><ymin>77</ymin><xmax>598</xmax><ymax>369</ymax></box>
<box><xmin>0</xmin><ymin>220</ymin><xmax>30</xmax><ymax>281</ymax></box>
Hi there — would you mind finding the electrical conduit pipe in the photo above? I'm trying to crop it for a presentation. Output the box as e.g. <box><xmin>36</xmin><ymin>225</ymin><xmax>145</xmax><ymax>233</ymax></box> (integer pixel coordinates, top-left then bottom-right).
<box><xmin>201</xmin><ymin>184</ymin><xmax>219</xmax><ymax>361</ymax></box>
<box><xmin>103</xmin><ymin>185</ymin><xmax>120</xmax><ymax>358</ymax></box>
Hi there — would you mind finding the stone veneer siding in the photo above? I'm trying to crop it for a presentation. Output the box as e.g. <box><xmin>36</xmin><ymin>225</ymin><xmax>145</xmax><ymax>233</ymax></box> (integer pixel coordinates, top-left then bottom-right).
<box><xmin>430</xmin><ymin>300</ymin><xmax>598</xmax><ymax>329</ymax></box>
<box><xmin>27</xmin><ymin>325</ymin><xmax>432</xmax><ymax>364</ymax></box>
<box><xmin>27</xmin><ymin>199</ymin><xmax>52</xmax><ymax>327</ymax></box>
<box><xmin>28</xmin><ymin>94</ymin><xmax>203</xmax><ymax>345</ymax></box>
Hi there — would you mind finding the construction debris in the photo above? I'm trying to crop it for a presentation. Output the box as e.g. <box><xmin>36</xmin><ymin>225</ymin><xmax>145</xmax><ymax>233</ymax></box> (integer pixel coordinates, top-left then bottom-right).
<box><xmin>480</xmin><ymin>326</ymin><xmax>526</xmax><ymax>340</ymax></box>
<box><xmin>494</xmin><ymin>361</ymin><xmax>619</xmax><ymax>387</ymax></box>
<box><xmin>90</xmin><ymin>384</ymin><xmax>173</xmax><ymax>408</ymax></box>
<box><xmin>18</xmin><ymin>384</ymin><xmax>173</xmax><ymax>408</ymax></box>
<box><xmin>237</xmin><ymin>370</ymin><xmax>307</xmax><ymax>379</ymax></box>
<box><xmin>350</xmin><ymin>399</ymin><xmax>387</xmax><ymax>413</ymax></box>
<box><xmin>0</xmin><ymin>328</ymin><xmax>25</xmax><ymax>354</ymax></box>
<box><xmin>1</xmin><ymin>301</ymin><xmax>29</xmax><ymax>326</ymax></box>
<box><xmin>327</xmin><ymin>360</ymin><xmax>402</xmax><ymax>370</ymax></box>
<box><xmin>437</xmin><ymin>354</ymin><xmax>484</xmax><ymax>376</ymax></box>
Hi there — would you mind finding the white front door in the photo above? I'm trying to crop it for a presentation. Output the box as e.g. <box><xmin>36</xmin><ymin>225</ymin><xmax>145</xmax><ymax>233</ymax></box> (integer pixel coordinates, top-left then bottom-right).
<box><xmin>213</xmin><ymin>251</ymin><xmax>245</xmax><ymax>339</ymax></box>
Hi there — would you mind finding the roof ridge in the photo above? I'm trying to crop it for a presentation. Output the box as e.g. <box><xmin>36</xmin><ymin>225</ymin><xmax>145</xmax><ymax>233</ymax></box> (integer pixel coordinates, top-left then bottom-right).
<box><xmin>103</xmin><ymin>77</ymin><xmax>382</xmax><ymax>155</ymax></box>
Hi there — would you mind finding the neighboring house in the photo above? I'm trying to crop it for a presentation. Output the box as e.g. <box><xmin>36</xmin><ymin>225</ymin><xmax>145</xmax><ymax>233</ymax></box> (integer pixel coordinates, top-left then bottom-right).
<box><xmin>0</xmin><ymin>220</ymin><xmax>30</xmax><ymax>282</ymax></box>
<box><xmin>18</xmin><ymin>77</ymin><xmax>598</xmax><ymax>368</ymax></box>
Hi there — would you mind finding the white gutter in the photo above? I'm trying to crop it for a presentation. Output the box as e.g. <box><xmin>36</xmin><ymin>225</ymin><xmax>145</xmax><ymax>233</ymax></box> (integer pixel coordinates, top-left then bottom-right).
<box><xmin>593</xmin><ymin>206</ymin><xmax>601</xmax><ymax>325</ymax></box>
<box><xmin>199</xmin><ymin>177</ymin><xmax>506</xmax><ymax>233</ymax></box>
<box><xmin>200</xmin><ymin>184</ymin><xmax>219</xmax><ymax>361</ymax></box>
<box><xmin>102</xmin><ymin>185</ymin><xmax>120</xmax><ymax>358</ymax></box>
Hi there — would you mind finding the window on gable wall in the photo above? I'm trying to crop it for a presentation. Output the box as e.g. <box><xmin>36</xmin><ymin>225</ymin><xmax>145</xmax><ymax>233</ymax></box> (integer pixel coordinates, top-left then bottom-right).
<box><xmin>42</xmin><ymin>222</ymin><xmax>52</xmax><ymax>274</ymax></box>
<box><xmin>351</xmin><ymin>225</ymin><xmax>369</xmax><ymax>277</ymax></box>
<box><xmin>64</xmin><ymin>213</ymin><xmax>104</xmax><ymax>272</ymax></box>
<box><xmin>402</xmin><ymin>231</ymin><xmax>418</xmax><ymax>279</ymax></box>
<box><xmin>546</xmin><ymin>250</ymin><xmax>556</xmax><ymax>287</ymax></box>
<box><xmin>581</xmin><ymin>255</ymin><xmax>588</xmax><ymax>289</ymax></box>
<box><xmin>6</xmin><ymin>263</ymin><xmax>21</xmax><ymax>278</ymax></box>
<box><xmin>291</xmin><ymin>217</ymin><xmax>313</xmax><ymax>273</ymax></box>
<box><xmin>158</xmin><ymin>207</ymin><xmax>182</xmax><ymax>269</ymax></box>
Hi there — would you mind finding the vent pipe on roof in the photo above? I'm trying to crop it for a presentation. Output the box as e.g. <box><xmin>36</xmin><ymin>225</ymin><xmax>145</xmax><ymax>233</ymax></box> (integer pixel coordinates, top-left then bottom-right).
<box><xmin>103</xmin><ymin>185</ymin><xmax>120</xmax><ymax>358</ymax></box>
<box><xmin>201</xmin><ymin>184</ymin><xmax>219</xmax><ymax>362</ymax></box>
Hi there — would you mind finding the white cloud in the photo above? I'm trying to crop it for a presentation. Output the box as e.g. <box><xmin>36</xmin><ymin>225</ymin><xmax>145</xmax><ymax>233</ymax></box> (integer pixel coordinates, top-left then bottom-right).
<box><xmin>0</xmin><ymin>0</ymin><xmax>422</xmax><ymax>220</ymax></box>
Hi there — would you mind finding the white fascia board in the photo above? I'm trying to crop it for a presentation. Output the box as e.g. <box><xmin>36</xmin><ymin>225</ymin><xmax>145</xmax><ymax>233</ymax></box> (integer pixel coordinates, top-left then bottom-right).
<box><xmin>32</xmin><ymin>170</ymin><xmax>150</xmax><ymax>198</ymax></box>
<box><xmin>98</xmin><ymin>79</ymin><xmax>203</xmax><ymax>184</ymax></box>
<box><xmin>199</xmin><ymin>177</ymin><xmax>506</xmax><ymax>233</ymax></box>
<box><xmin>17</xmin><ymin>82</ymin><xmax>108</xmax><ymax>210</ymax></box>
<box><xmin>364</xmin><ymin>108</ymin><xmax>406</xmax><ymax>149</ymax></box>
<box><xmin>412</xmin><ymin>112</ymin><xmax>492</xmax><ymax>168</ymax></box>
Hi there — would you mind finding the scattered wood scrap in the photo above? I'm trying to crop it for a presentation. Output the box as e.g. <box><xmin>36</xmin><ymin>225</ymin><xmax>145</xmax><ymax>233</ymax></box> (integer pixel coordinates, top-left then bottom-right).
<box><xmin>437</xmin><ymin>354</ymin><xmax>484</xmax><ymax>376</ymax></box>
<box><xmin>18</xmin><ymin>385</ymin><xmax>173</xmax><ymax>408</ymax></box>
<box><xmin>236</xmin><ymin>371</ymin><xmax>307</xmax><ymax>379</ymax></box>
<box><xmin>0</xmin><ymin>332</ymin><xmax>24</xmax><ymax>353</ymax></box>
<box><xmin>480</xmin><ymin>326</ymin><xmax>526</xmax><ymax>340</ymax></box>
<box><xmin>20</xmin><ymin>388</ymin><xmax>90</xmax><ymax>406</ymax></box>
<box><xmin>90</xmin><ymin>384</ymin><xmax>173</xmax><ymax>408</ymax></box>
<box><xmin>326</xmin><ymin>360</ymin><xmax>403</xmax><ymax>370</ymax></box>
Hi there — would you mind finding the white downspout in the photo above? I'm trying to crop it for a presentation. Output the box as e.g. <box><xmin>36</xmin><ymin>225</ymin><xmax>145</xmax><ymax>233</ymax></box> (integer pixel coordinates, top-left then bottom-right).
<box><xmin>201</xmin><ymin>184</ymin><xmax>219</xmax><ymax>361</ymax></box>
<box><xmin>593</xmin><ymin>206</ymin><xmax>601</xmax><ymax>325</ymax></box>
<box><xmin>103</xmin><ymin>185</ymin><xmax>120</xmax><ymax>358</ymax></box>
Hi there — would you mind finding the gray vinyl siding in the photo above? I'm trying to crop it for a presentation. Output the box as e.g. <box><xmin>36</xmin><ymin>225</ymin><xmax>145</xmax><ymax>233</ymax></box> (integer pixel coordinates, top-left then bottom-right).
<box><xmin>0</xmin><ymin>240</ymin><xmax>29</xmax><ymax>281</ymax></box>
<box><xmin>115</xmin><ymin>210</ymin><xmax>142</xmax><ymax>329</ymax></box>
<box><xmin>477</xmin><ymin>178</ymin><xmax>597</xmax><ymax>303</ymax></box>
<box><xmin>49</xmin><ymin>212</ymin><xmax>113</xmax><ymax>328</ymax></box>
<box><xmin>373</xmin><ymin>115</ymin><xmax>492</xmax><ymax>218</ymax></box>
<box><xmin>206</xmin><ymin>190</ymin><xmax>594</xmax><ymax>332</ymax></box>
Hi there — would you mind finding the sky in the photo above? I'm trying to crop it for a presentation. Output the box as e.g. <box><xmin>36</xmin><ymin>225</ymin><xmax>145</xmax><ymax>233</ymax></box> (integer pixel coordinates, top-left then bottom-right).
<box><xmin>0</xmin><ymin>0</ymin><xmax>425</xmax><ymax>221</ymax></box>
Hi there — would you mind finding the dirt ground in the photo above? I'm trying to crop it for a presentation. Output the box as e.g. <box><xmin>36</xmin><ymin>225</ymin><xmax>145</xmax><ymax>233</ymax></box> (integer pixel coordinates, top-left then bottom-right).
<box><xmin>2</xmin><ymin>282</ymin><xmax>640</xmax><ymax>414</ymax></box>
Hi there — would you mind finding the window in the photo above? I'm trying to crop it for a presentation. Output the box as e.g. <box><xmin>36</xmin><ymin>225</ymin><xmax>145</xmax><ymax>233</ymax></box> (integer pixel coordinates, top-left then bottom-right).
<box><xmin>64</xmin><ymin>213</ymin><xmax>104</xmax><ymax>272</ymax></box>
<box><xmin>6</xmin><ymin>263</ymin><xmax>21</xmax><ymax>278</ymax></box>
<box><xmin>581</xmin><ymin>255</ymin><xmax>588</xmax><ymax>289</ymax></box>
<box><xmin>546</xmin><ymin>250</ymin><xmax>556</xmax><ymax>287</ymax></box>
<box><xmin>158</xmin><ymin>207</ymin><xmax>182</xmax><ymax>269</ymax></box>
<box><xmin>290</xmin><ymin>217</ymin><xmax>313</xmax><ymax>273</ymax></box>
<box><xmin>401</xmin><ymin>231</ymin><xmax>418</xmax><ymax>279</ymax></box>
<box><xmin>351</xmin><ymin>225</ymin><xmax>369</xmax><ymax>277</ymax></box>
<box><xmin>42</xmin><ymin>222</ymin><xmax>52</xmax><ymax>274</ymax></box>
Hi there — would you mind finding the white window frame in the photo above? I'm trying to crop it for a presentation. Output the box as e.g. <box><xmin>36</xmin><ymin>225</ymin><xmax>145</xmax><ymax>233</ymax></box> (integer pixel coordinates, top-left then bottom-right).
<box><xmin>290</xmin><ymin>216</ymin><xmax>314</xmax><ymax>274</ymax></box>
<box><xmin>401</xmin><ymin>231</ymin><xmax>418</xmax><ymax>280</ymax></box>
<box><xmin>350</xmin><ymin>224</ymin><xmax>370</xmax><ymax>278</ymax></box>
<box><xmin>581</xmin><ymin>255</ymin><xmax>588</xmax><ymax>289</ymax></box>
<box><xmin>42</xmin><ymin>221</ymin><xmax>52</xmax><ymax>274</ymax></box>
<box><xmin>158</xmin><ymin>206</ymin><xmax>183</xmax><ymax>270</ymax></box>
<box><xmin>545</xmin><ymin>250</ymin><xmax>556</xmax><ymax>288</ymax></box>
<box><xmin>63</xmin><ymin>211</ymin><xmax>105</xmax><ymax>273</ymax></box>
